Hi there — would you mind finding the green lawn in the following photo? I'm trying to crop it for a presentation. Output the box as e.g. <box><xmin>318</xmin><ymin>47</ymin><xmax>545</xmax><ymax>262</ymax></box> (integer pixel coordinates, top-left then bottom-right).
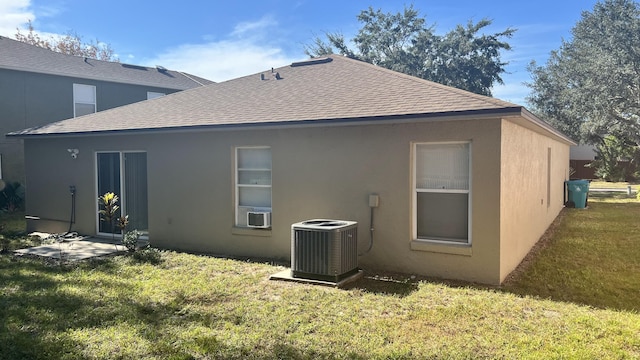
<box><xmin>501</xmin><ymin>195</ymin><xmax>640</xmax><ymax>311</ymax></box>
<box><xmin>589</xmin><ymin>181</ymin><xmax>638</xmax><ymax>189</ymax></box>
<box><xmin>1</xmin><ymin>197</ymin><xmax>639</xmax><ymax>359</ymax></box>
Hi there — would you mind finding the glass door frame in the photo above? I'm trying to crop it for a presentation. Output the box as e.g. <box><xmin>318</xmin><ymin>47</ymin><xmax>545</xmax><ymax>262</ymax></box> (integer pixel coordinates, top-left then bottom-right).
<box><xmin>95</xmin><ymin>150</ymin><xmax>148</xmax><ymax>239</ymax></box>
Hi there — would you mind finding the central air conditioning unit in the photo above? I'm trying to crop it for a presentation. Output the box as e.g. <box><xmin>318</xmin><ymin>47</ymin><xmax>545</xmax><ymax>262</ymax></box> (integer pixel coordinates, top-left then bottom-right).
<box><xmin>291</xmin><ymin>219</ymin><xmax>358</xmax><ymax>282</ymax></box>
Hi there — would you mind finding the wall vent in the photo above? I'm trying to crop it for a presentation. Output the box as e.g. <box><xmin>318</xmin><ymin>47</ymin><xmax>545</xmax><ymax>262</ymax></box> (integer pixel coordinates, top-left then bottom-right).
<box><xmin>291</xmin><ymin>219</ymin><xmax>358</xmax><ymax>282</ymax></box>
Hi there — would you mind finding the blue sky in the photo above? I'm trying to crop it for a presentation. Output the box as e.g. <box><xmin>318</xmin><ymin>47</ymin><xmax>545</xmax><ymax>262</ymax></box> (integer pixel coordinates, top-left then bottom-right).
<box><xmin>1</xmin><ymin>0</ymin><xmax>601</xmax><ymax>105</ymax></box>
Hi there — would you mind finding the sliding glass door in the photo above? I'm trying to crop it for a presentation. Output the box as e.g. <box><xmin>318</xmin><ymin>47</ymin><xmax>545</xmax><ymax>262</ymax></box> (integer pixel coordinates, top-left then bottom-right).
<box><xmin>97</xmin><ymin>152</ymin><xmax>148</xmax><ymax>236</ymax></box>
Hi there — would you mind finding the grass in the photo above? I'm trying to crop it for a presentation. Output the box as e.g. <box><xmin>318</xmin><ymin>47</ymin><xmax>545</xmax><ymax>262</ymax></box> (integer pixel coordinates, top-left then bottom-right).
<box><xmin>1</xmin><ymin>197</ymin><xmax>639</xmax><ymax>359</ymax></box>
<box><xmin>588</xmin><ymin>181</ymin><xmax>636</xmax><ymax>189</ymax></box>
<box><xmin>502</xmin><ymin>193</ymin><xmax>640</xmax><ymax>312</ymax></box>
<box><xmin>0</xmin><ymin>211</ymin><xmax>43</xmax><ymax>252</ymax></box>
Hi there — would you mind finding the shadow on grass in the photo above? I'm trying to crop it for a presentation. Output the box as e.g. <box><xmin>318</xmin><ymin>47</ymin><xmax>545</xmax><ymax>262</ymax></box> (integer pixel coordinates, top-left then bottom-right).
<box><xmin>0</xmin><ymin>253</ymin><xmax>306</xmax><ymax>359</ymax></box>
<box><xmin>0</xmin><ymin>256</ymin><xmax>101</xmax><ymax>359</ymax></box>
<box><xmin>343</xmin><ymin>271</ymin><xmax>420</xmax><ymax>297</ymax></box>
<box><xmin>0</xmin><ymin>254</ymin><xmax>186</xmax><ymax>359</ymax></box>
<box><xmin>499</xmin><ymin>201</ymin><xmax>640</xmax><ymax>312</ymax></box>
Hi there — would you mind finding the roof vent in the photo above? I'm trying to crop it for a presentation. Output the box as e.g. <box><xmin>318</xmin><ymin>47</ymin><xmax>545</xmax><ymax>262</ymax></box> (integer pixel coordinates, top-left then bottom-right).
<box><xmin>260</xmin><ymin>71</ymin><xmax>282</xmax><ymax>80</ymax></box>
<box><xmin>291</xmin><ymin>57</ymin><xmax>333</xmax><ymax>67</ymax></box>
<box><xmin>156</xmin><ymin>65</ymin><xmax>167</xmax><ymax>72</ymax></box>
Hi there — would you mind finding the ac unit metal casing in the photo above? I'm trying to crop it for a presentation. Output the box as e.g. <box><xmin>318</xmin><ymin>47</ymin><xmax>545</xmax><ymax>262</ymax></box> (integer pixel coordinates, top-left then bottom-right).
<box><xmin>291</xmin><ymin>219</ymin><xmax>358</xmax><ymax>282</ymax></box>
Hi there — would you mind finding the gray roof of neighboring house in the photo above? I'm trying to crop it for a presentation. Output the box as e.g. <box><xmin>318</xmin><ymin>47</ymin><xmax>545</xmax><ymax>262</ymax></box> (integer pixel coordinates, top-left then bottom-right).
<box><xmin>8</xmin><ymin>55</ymin><xmax>572</xmax><ymax>144</ymax></box>
<box><xmin>0</xmin><ymin>36</ymin><xmax>213</xmax><ymax>89</ymax></box>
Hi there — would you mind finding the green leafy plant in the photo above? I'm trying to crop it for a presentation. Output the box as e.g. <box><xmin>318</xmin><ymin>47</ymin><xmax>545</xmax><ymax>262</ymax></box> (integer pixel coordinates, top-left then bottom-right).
<box><xmin>586</xmin><ymin>135</ymin><xmax>639</xmax><ymax>182</ymax></box>
<box><xmin>98</xmin><ymin>192</ymin><xmax>119</xmax><ymax>240</ymax></box>
<box><xmin>0</xmin><ymin>235</ymin><xmax>8</xmax><ymax>253</ymax></box>
<box><xmin>122</xmin><ymin>229</ymin><xmax>141</xmax><ymax>252</ymax></box>
<box><xmin>0</xmin><ymin>182</ymin><xmax>25</xmax><ymax>212</ymax></box>
<box><xmin>133</xmin><ymin>246</ymin><xmax>162</xmax><ymax>264</ymax></box>
<box><xmin>117</xmin><ymin>215</ymin><xmax>129</xmax><ymax>236</ymax></box>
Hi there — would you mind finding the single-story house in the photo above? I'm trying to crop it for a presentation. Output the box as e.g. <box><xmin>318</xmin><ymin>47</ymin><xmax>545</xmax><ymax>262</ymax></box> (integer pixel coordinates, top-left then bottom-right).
<box><xmin>9</xmin><ymin>56</ymin><xmax>574</xmax><ymax>285</ymax></box>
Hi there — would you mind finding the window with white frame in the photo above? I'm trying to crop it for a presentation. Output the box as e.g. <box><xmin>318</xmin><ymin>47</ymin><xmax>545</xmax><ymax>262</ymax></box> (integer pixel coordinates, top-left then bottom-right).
<box><xmin>73</xmin><ymin>84</ymin><xmax>96</xmax><ymax>117</ymax></box>
<box><xmin>235</xmin><ymin>147</ymin><xmax>272</xmax><ymax>227</ymax></box>
<box><xmin>414</xmin><ymin>142</ymin><xmax>470</xmax><ymax>244</ymax></box>
<box><xmin>147</xmin><ymin>91</ymin><xmax>165</xmax><ymax>100</ymax></box>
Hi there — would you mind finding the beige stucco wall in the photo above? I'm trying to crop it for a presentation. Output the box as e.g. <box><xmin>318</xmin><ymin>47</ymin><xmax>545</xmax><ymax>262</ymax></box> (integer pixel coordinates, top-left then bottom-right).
<box><xmin>499</xmin><ymin>119</ymin><xmax>570</xmax><ymax>282</ymax></box>
<box><xmin>23</xmin><ymin>115</ymin><xmax>566</xmax><ymax>285</ymax></box>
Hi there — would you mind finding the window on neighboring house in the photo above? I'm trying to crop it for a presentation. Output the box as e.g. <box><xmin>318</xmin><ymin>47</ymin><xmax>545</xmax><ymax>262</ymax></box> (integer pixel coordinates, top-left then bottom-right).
<box><xmin>235</xmin><ymin>147</ymin><xmax>272</xmax><ymax>227</ymax></box>
<box><xmin>147</xmin><ymin>91</ymin><xmax>165</xmax><ymax>100</ymax></box>
<box><xmin>413</xmin><ymin>142</ymin><xmax>471</xmax><ymax>244</ymax></box>
<box><xmin>73</xmin><ymin>84</ymin><xmax>96</xmax><ymax>117</ymax></box>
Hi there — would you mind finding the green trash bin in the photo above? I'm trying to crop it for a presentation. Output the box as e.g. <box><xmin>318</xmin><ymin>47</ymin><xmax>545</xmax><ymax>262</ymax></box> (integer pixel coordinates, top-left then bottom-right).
<box><xmin>565</xmin><ymin>180</ymin><xmax>590</xmax><ymax>208</ymax></box>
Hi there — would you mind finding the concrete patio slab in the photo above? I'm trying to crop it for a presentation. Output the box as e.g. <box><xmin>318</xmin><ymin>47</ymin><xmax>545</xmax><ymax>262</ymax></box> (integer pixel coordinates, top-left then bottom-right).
<box><xmin>14</xmin><ymin>237</ymin><xmax>126</xmax><ymax>261</ymax></box>
<box><xmin>269</xmin><ymin>268</ymin><xmax>364</xmax><ymax>288</ymax></box>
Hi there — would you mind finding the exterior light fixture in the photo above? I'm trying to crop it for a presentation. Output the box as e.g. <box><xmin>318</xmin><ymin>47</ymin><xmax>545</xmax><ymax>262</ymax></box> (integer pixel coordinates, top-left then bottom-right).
<box><xmin>67</xmin><ymin>148</ymin><xmax>79</xmax><ymax>159</ymax></box>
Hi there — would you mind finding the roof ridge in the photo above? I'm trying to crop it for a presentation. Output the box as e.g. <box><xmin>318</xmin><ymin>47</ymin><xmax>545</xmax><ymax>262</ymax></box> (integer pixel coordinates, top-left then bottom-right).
<box><xmin>4</xmin><ymin>35</ymin><xmax>122</xmax><ymax>65</ymax></box>
<box><xmin>176</xmin><ymin>71</ymin><xmax>207</xmax><ymax>86</ymax></box>
<box><xmin>0</xmin><ymin>36</ymin><xmax>210</xmax><ymax>89</ymax></box>
<box><xmin>10</xmin><ymin>51</ymin><xmax>572</xmax><ymax>142</ymax></box>
<box><xmin>331</xmin><ymin>55</ymin><xmax>518</xmax><ymax>108</ymax></box>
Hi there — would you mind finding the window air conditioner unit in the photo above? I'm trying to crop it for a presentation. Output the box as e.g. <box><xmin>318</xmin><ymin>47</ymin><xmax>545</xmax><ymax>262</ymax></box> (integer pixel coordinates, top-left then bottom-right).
<box><xmin>247</xmin><ymin>211</ymin><xmax>271</xmax><ymax>228</ymax></box>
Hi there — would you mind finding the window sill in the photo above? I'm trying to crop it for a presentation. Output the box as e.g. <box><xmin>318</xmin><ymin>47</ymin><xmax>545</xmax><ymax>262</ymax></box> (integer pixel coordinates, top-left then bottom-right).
<box><xmin>231</xmin><ymin>227</ymin><xmax>272</xmax><ymax>237</ymax></box>
<box><xmin>410</xmin><ymin>239</ymin><xmax>472</xmax><ymax>256</ymax></box>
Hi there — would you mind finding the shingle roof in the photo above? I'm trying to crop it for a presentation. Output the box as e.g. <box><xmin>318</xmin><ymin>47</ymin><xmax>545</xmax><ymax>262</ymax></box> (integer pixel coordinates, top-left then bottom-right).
<box><xmin>9</xmin><ymin>55</ymin><xmax>565</xmax><ymax>140</ymax></box>
<box><xmin>0</xmin><ymin>36</ymin><xmax>213</xmax><ymax>89</ymax></box>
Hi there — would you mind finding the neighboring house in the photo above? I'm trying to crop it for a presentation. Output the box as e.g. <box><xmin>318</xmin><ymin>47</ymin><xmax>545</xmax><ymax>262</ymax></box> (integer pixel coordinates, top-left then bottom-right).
<box><xmin>0</xmin><ymin>35</ymin><xmax>212</xmax><ymax>182</ymax></box>
<box><xmin>9</xmin><ymin>56</ymin><xmax>574</xmax><ymax>285</ymax></box>
<box><xmin>570</xmin><ymin>145</ymin><xmax>597</xmax><ymax>179</ymax></box>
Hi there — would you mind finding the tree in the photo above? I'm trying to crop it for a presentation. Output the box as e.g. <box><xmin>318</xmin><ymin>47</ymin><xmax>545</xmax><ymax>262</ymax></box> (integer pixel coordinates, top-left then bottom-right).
<box><xmin>586</xmin><ymin>135</ymin><xmax>640</xmax><ymax>181</ymax></box>
<box><xmin>527</xmin><ymin>0</ymin><xmax>640</xmax><ymax>147</ymax></box>
<box><xmin>304</xmin><ymin>6</ymin><xmax>515</xmax><ymax>96</ymax></box>
<box><xmin>15</xmin><ymin>20</ymin><xmax>118</xmax><ymax>61</ymax></box>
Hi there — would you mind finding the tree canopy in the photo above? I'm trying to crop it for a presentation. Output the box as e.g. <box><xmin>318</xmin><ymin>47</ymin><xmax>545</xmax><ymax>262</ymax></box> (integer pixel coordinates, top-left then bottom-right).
<box><xmin>527</xmin><ymin>0</ymin><xmax>640</xmax><ymax>146</ymax></box>
<box><xmin>15</xmin><ymin>20</ymin><xmax>118</xmax><ymax>61</ymax></box>
<box><xmin>305</xmin><ymin>6</ymin><xmax>515</xmax><ymax>96</ymax></box>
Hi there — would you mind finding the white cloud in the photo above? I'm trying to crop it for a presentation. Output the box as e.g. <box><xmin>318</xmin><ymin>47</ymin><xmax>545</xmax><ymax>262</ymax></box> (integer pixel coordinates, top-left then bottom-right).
<box><xmin>231</xmin><ymin>15</ymin><xmax>278</xmax><ymax>38</ymax></box>
<box><xmin>147</xmin><ymin>40</ymin><xmax>299</xmax><ymax>82</ymax></box>
<box><xmin>145</xmin><ymin>16</ymin><xmax>301</xmax><ymax>82</ymax></box>
<box><xmin>0</xmin><ymin>0</ymin><xmax>33</xmax><ymax>37</ymax></box>
<box><xmin>492</xmin><ymin>80</ymin><xmax>531</xmax><ymax>106</ymax></box>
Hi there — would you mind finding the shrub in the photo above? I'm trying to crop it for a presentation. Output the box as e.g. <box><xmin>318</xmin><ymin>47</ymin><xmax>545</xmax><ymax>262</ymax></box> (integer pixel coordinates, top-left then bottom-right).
<box><xmin>122</xmin><ymin>230</ymin><xmax>141</xmax><ymax>252</ymax></box>
<box><xmin>0</xmin><ymin>182</ymin><xmax>25</xmax><ymax>212</ymax></box>
<box><xmin>133</xmin><ymin>247</ymin><xmax>162</xmax><ymax>264</ymax></box>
